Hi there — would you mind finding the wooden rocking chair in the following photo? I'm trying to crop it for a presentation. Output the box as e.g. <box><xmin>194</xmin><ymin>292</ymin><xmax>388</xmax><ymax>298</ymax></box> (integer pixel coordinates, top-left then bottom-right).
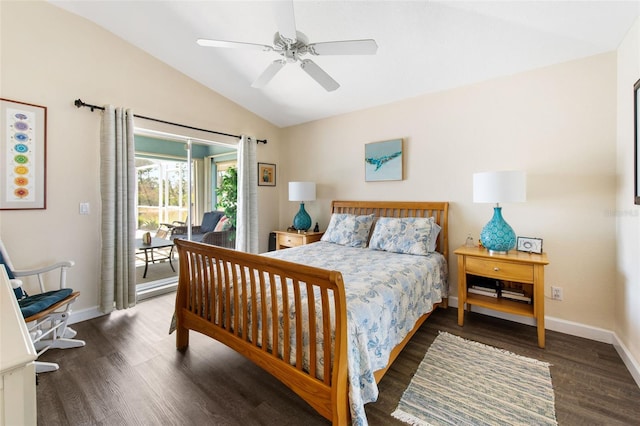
<box><xmin>0</xmin><ymin>239</ymin><xmax>85</xmax><ymax>373</ymax></box>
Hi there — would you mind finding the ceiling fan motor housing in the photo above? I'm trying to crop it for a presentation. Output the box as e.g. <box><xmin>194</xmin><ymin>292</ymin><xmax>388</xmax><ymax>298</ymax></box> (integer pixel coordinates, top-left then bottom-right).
<box><xmin>274</xmin><ymin>31</ymin><xmax>309</xmax><ymax>62</ymax></box>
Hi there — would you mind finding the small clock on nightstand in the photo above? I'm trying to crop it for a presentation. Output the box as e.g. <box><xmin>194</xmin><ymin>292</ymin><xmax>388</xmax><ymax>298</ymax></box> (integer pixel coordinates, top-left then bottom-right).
<box><xmin>516</xmin><ymin>237</ymin><xmax>543</xmax><ymax>254</ymax></box>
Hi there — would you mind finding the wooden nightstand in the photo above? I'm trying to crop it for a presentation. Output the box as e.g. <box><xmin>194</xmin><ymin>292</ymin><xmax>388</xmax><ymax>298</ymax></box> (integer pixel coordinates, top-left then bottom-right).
<box><xmin>273</xmin><ymin>231</ymin><xmax>324</xmax><ymax>250</ymax></box>
<box><xmin>454</xmin><ymin>246</ymin><xmax>550</xmax><ymax>348</ymax></box>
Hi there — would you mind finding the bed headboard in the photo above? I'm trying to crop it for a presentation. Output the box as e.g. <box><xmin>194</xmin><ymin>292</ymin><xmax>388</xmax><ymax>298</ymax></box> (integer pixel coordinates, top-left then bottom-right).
<box><xmin>330</xmin><ymin>200</ymin><xmax>449</xmax><ymax>262</ymax></box>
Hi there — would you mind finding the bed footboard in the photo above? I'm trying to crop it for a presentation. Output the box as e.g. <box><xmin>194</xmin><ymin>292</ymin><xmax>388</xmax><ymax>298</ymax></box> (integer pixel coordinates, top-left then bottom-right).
<box><xmin>174</xmin><ymin>239</ymin><xmax>349</xmax><ymax>425</ymax></box>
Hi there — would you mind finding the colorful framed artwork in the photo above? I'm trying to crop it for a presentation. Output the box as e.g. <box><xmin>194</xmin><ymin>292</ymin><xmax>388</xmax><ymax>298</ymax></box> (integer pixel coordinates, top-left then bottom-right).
<box><xmin>258</xmin><ymin>162</ymin><xmax>276</xmax><ymax>186</ymax></box>
<box><xmin>0</xmin><ymin>98</ymin><xmax>47</xmax><ymax>210</ymax></box>
<box><xmin>365</xmin><ymin>138</ymin><xmax>403</xmax><ymax>182</ymax></box>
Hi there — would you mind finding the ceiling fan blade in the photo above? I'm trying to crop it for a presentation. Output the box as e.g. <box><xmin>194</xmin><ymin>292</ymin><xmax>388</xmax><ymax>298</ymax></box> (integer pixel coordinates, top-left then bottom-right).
<box><xmin>252</xmin><ymin>60</ymin><xmax>286</xmax><ymax>88</ymax></box>
<box><xmin>308</xmin><ymin>39</ymin><xmax>378</xmax><ymax>56</ymax></box>
<box><xmin>300</xmin><ymin>59</ymin><xmax>339</xmax><ymax>92</ymax></box>
<box><xmin>274</xmin><ymin>0</ymin><xmax>297</xmax><ymax>44</ymax></box>
<box><xmin>197</xmin><ymin>38</ymin><xmax>273</xmax><ymax>51</ymax></box>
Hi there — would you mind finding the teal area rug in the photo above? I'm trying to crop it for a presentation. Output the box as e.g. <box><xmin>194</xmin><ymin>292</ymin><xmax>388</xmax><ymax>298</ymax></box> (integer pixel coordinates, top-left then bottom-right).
<box><xmin>392</xmin><ymin>332</ymin><xmax>557</xmax><ymax>426</ymax></box>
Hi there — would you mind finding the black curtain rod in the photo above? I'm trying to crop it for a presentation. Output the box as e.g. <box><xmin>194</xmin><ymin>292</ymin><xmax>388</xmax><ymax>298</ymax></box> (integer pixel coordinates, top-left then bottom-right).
<box><xmin>74</xmin><ymin>99</ymin><xmax>267</xmax><ymax>144</ymax></box>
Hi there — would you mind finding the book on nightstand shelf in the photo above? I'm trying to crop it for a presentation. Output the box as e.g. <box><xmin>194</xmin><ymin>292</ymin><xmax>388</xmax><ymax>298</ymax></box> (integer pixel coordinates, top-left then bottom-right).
<box><xmin>468</xmin><ymin>286</ymin><xmax>498</xmax><ymax>298</ymax></box>
<box><xmin>467</xmin><ymin>284</ymin><xmax>532</xmax><ymax>303</ymax></box>
<box><xmin>500</xmin><ymin>287</ymin><xmax>532</xmax><ymax>303</ymax></box>
<box><xmin>501</xmin><ymin>293</ymin><xmax>532</xmax><ymax>304</ymax></box>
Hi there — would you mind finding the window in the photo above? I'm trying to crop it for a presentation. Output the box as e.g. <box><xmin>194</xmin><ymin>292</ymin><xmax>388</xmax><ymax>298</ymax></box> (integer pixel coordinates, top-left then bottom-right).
<box><xmin>136</xmin><ymin>157</ymin><xmax>190</xmax><ymax>232</ymax></box>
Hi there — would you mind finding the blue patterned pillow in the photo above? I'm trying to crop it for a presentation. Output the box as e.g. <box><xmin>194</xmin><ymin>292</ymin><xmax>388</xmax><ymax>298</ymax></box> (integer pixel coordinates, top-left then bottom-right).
<box><xmin>369</xmin><ymin>217</ymin><xmax>435</xmax><ymax>255</ymax></box>
<box><xmin>320</xmin><ymin>214</ymin><xmax>375</xmax><ymax>247</ymax></box>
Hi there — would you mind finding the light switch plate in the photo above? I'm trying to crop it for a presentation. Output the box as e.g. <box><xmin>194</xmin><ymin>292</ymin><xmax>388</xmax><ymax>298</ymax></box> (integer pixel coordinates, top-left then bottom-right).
<box><xmin>79</xmin><ymin>202</ymin><xmax>90</xmax><ymax>215</ymax></box>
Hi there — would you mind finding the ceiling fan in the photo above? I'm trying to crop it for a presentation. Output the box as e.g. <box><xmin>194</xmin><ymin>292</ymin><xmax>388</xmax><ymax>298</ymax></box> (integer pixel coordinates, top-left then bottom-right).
<box><xmin>196</xmin><ymin>1</ymin><xmax>378</xmax><ymax>92</ymax></box>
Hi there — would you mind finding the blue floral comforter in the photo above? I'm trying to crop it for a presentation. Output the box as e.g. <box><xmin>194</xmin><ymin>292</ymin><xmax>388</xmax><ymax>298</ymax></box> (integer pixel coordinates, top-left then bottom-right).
<box><xmin>263</xmin><ymin>241</ymin><xmax>448</xmax><ymax>425</ymax></box>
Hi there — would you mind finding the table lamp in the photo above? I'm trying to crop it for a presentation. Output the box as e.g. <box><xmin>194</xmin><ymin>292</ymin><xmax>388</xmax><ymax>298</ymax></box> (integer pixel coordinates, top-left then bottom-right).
<box><xmin>289</xmin><ymin>182</ymin><xmax>316</xmax><ymax>231</ymax></box>
<box><xmin>473</xmin><ymin>171</ymin><xmax>526</xmax><ymax>254</ymax></box>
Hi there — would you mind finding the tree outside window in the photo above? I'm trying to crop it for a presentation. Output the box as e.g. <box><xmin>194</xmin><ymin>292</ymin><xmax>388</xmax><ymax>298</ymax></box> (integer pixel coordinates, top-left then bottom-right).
<box><xmin>217</xmin><ymin>165</ymin><xmax>237</xmax><ymax>228</ymax></box>
<box><xmin>136</xmin><ymin>158</ymin><xmax>190</xmax><ymax>231</ymax></box>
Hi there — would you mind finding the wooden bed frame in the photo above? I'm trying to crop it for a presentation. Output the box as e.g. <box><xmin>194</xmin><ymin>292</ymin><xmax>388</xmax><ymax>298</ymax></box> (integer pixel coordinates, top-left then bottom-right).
<box><xmin>174</xmin><ymin>201</ymin><xmax>449</xmax><ymax>425</ymax></box>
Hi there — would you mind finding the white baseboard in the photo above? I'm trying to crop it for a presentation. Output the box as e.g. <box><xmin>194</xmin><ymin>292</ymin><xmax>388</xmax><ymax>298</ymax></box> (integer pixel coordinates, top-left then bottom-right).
<box><xmin>449</xmin><ymin>296</ymin><xmax>640</xmax><ymax>388</ymax></box>
<box><xmin>612</xmin><ymin>332</ymin><xmax>640</xmax><ymax>388</ymax></box>
<box><xmin>69</xmin><ymin>305</ymin><xmax>106</xmax><ymax>325</ymax></box>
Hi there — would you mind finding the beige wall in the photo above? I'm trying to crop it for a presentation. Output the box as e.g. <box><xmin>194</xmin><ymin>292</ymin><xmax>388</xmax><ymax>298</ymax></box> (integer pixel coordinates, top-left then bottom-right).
<box><xmin>281</xmin><ymin>53</ymin><xmax>618</xmax><ymax>331</ymax></box>
<box><xmin>0</xmin><ymin>1</ymin><xmax>282</xmax><ymax>313</ymax></box>
<box><xmin>616</xmin><ymin>17</ymin><xmax>640</xmax><ymax>369</ymax></box>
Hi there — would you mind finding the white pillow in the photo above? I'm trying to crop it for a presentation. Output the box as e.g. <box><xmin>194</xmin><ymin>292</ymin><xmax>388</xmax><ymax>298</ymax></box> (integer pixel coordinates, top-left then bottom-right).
<box><xmin>369</xmin><ymin>217</ymin><xmax>436</xmax><ymax>255</ymax></box>
<box><xmin>320</xmin><ymin>213</ymin><xmax>375</xmax><ymax>247</ymax></box>
<box><xmin>429</xmin><ymin>221</ymin><xmax>441</xmax><ymax>252</ymax></box>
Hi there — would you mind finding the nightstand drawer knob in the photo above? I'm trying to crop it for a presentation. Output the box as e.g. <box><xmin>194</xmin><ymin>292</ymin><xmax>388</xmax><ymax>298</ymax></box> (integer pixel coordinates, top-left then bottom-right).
<box><xmin>493</xmin><ymin>267</ymin><xmax>500</xmax><ymax>271</ymax></box>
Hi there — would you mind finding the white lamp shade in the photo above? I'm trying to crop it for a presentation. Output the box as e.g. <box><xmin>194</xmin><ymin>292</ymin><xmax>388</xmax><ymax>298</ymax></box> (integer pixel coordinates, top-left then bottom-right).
<box><xmin>473</xmin><ymin>171</ymin><xmax>526</xmax><ymax>203</ymax></box>
<box><xmin>289</xmin><ymin>182</ymin><xmax>316</xmax><ymax>202</ymax></box>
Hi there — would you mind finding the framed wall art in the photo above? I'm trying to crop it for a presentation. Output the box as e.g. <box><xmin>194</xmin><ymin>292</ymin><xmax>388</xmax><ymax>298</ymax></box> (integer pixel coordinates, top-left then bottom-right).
<box><xmin>634</xmin><ymin>78</ymin><xmax>639</xmax><ymax>205</ymax></box>
<box><xmin>0</xmin><ymin>98</ymin><xmax>47</xmax><ymax>210</ymax></box>
<box><xmin>365</xmin><ymin>138</ymin><xmax>403</xmax><ymax>182</ymax></box>
<box><xmin>258</xmin><ymin>162</ymin><xmax>276</xmax><ymax>186</ymax></box>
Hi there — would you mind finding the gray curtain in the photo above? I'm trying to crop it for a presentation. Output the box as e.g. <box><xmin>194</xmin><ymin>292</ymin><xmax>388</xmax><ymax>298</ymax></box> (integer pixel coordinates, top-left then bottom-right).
<box><xmin>99</xmin><ymin>105</ymin><xmax>136</xmax><ymax>313</ymax></box>
<box><xmin>235</xmin><ymin>135</ymin><xmax>259</xmax><ymax>253</ymax></box>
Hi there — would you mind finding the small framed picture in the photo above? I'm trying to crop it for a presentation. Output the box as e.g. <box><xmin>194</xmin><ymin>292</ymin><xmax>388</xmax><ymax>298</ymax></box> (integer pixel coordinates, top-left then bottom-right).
<box><xmin>258</xmin><ymin>162</ymin><xmax>276</xmax><ymax>186</ymax></box>
<box><xmin>517</xmin><ymin>237</ymin><xmax>543</xmax><ymax>254</ymax></box>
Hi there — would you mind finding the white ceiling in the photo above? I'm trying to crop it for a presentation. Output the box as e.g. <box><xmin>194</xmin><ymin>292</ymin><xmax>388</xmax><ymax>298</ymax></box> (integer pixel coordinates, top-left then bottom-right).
<box><xmin>50</xmin><ymin>1</ymin><xmax>640</xmax><ymax>128</ymax></box>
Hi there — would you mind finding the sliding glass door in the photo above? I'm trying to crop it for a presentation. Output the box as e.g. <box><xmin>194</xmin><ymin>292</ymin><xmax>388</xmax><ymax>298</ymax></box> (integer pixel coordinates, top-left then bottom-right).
<box><xmin>133</xmin><ymin>130</ymin><xmax>237</xmax><ymax>297</ymax></box>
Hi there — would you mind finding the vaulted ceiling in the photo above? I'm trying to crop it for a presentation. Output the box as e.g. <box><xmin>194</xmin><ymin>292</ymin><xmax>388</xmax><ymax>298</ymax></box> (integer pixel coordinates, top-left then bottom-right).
<box><xmin>50</xmin><ymin>1</ymin><xmax>640</xmax><ymax>128</ymax></box>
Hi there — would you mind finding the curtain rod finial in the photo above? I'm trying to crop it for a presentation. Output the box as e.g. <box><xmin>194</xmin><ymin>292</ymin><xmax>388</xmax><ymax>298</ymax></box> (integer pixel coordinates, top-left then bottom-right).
<box><xmin>257</xmin><ymin>139</ymin><xmax>267</xmax><ymax>144</ymax></box>
<box><xmin>74</xmin><ymin>99</ymin><xmax>83</xmax><ymax>108</ymax></box>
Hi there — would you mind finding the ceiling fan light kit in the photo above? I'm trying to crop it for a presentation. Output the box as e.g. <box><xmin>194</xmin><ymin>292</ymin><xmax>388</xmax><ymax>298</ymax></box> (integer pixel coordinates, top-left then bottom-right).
<box><xmin>197</xmin><ymin>1</ymin><xmax>377</xmax><ymax>91</ymax></box>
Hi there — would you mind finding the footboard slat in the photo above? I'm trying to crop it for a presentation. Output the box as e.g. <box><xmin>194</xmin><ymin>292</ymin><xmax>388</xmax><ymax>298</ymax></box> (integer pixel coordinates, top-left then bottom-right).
<box><xmin>282</xmin><ymin>274</ymin><xmax>291</xmax><ymax>364</ymax></box>
<box><xmin>174</xmin><ymin>239</ymin><xmax>349</xmax><ymax>424</ymax></box>
<box><xmin>250</xmin><ymin>269</ymin><xmax>258</xmax><ymax>347</ymax></box>
<box><xmin>269</xmin><ymin>271</ymin><xmax>278</xmax><ymax>357</ymax></box>
<box><xmin>321</xmin><ymin>288</ymin><xmax>331</xmax><ymax>385</ymax></box>
<box><xmin>306</xmin><ymin>281</ymin><xmax>317</xmax><ymax>380</ymax></box>
<box><xmin>214</xmin><ymin>254</ymin><xmax>223</xmax><ymax>326</ymax></box>
<box><xmin>259</xmin><ymin>270</ymin><xmax>268</xmax><ymax>353</ymax></box>
<box><xmin>293</xmin><ymin>279</ymin><xmax>303</xmax><ymax>370</ymax></box>
<box><xmin>240</xmin><ymin>265</ymin><xmax>249</xmax><ymax>340</ymax></box>
<box><xmin>231</xmin><ymin>261</ymin><xmax>240</xmax><ymax>336</ymax></box>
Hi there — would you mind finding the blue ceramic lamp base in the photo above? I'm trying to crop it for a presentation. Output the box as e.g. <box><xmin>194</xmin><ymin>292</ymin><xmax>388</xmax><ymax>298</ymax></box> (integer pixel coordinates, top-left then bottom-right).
<box><xmin>293</xmin><ymin>202</ymin><xmax>312</xmax><ymax>231</ymax></box>
<box><xmin>480</xmin><ymin>206</ymin><xmax>516</xmax><ymax>254</ymax></box>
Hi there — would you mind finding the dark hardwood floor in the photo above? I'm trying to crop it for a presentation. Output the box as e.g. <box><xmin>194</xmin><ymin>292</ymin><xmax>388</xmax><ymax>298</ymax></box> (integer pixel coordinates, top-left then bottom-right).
<box><xmin>37</xmin><ymin>292</ymin><xmax>640</xmax><ymax>425</ymax></box>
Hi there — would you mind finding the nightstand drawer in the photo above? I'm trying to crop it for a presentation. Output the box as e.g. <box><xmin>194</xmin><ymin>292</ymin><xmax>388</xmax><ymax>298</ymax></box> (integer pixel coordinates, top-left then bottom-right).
<box><xmin>277</xmin><ymin>233</ymin><xmax>303</xmax><ymax>248</ymax></box>
<box><xmin>466</xmin><ymin>257</ymin><xmax>534</xmax><ymax>282</ymax></box>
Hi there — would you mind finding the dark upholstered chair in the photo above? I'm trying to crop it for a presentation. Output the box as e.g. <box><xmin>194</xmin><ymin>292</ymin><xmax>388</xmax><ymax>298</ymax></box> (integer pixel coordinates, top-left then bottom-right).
<box><xmin>0</xmin><ymin>238</ymin><xmax>85</xmax><ymax>373</ymax></box>
<box><xmin>171</xmin><ymin>211</ymin><xmax>236</xmax><ymax>249</ymax></box>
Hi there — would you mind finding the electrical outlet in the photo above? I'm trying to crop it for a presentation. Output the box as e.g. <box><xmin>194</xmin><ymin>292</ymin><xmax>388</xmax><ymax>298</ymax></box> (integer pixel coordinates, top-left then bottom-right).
<box><xmin>551</xmin><ymin>286</ymin><xmax>563</xmax><ymax>300</ymax></box>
